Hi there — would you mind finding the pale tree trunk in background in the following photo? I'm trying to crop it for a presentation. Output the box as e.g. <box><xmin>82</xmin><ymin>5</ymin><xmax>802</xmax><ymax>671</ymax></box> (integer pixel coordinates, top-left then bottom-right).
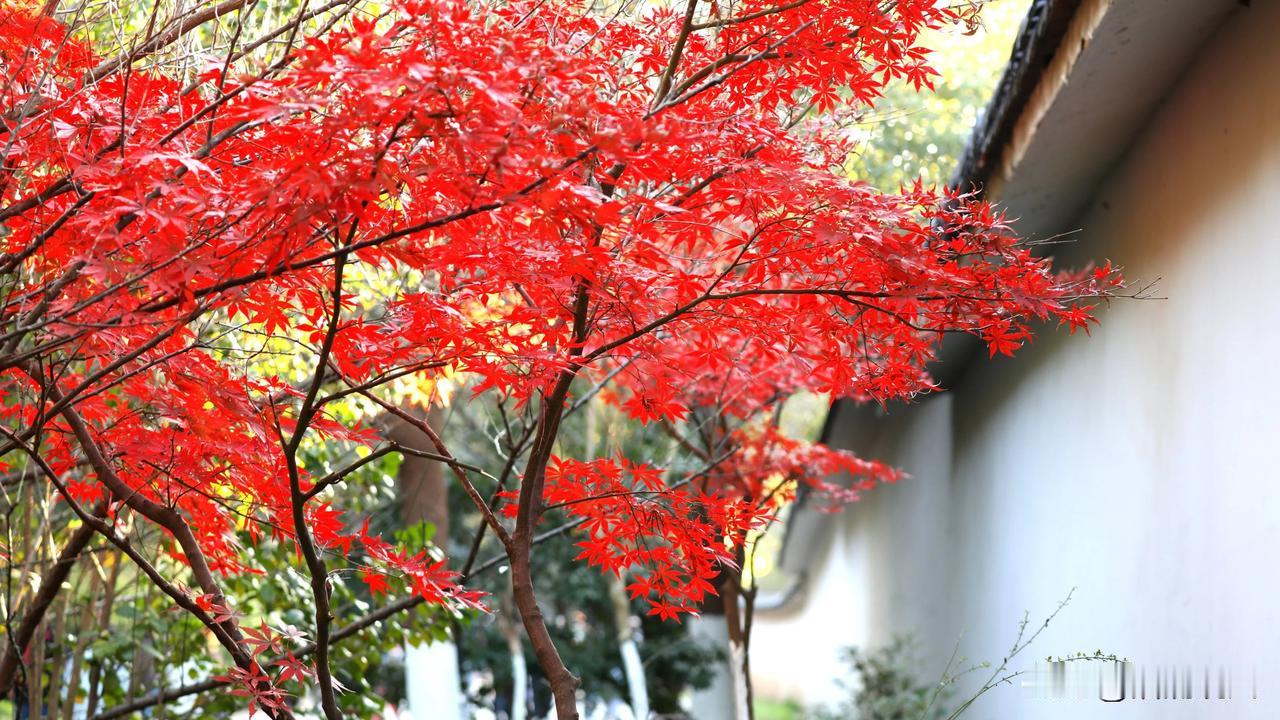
<box><xmin>721</xmin><ymin>570</ymin><xmax>754</xmax><ymax>720</ymax></box>
<box><xmin>403</xmin><ymin>643</ymin><xmax>464</xmax><ymax>720</ymax></box>
<box><xmin>44</xmin><ymin>587</ymin><xmax>73</xmax><ymax>720</ymax></box>
<box><xmin>689</xmin><ymin>561</ymin><xmax>752</xmax><ymax>720</ymax></box>
<box><xmin>686</xmin><ymin>614</ymin><xmax>738</xmax><ymax>720</ymax></box>
<box><xmin>509</xmin><ymin>641</ymin><xmax>529</xmax><ymax>720</ymax></box>
<box><xmin>608</xmin><ymin>577</ymin><xmax>649</xmax><ymax>719</ymax></box>
<box><xmin>686</xmin><ymin>619</ymin><xmax>751</xmax><ymax>720</ymax></box>
<box><xmin>498</xmin><ymin>597</ymin><xmax>528</xmax><ymax>720</ymax></box>
<box><xmin>62</xmin><ymin>562</ymin><xmax>102</xmax><ymax>720</ymax></box>
<box><xmin>687</xmin><ymin>407</ymin><xmax>752</xmax><ymax>720</ymax></box>
<box><xmin>385</xmin><ymin>405</ymin><xmax>465</xmax><ymax>720</ymax></box>
<box><xmin>587</xmin><ymin>403</ymin><xmax>650</xmax><ymax>719</ymax></box>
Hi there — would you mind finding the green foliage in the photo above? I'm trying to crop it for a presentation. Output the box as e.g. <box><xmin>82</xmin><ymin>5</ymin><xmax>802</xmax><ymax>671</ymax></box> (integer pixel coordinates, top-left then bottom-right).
<box><xmin>813</xmin><ymin>637</ymin><xmax>954</xmax><ymax>720</ymax></box>
<box><xmin>640</xmin><ymin>618</ymin><xmax>725</xmax><ymax>715</ymax></box>
<box><xmin>453</xmin><ymin>516</ymin><xmax>721</xmax><ymax>715</ymax></box>
<box><xmin>444</xmin><ymin>386</ymin><xmax>723</xmax><ymax>715</ymax></box>
<box><xmin>755</xmin><ymin>696</ymin><xmax>806</xmax><ymax>720</ymax></box>
<box><xmin>848</xmin><ymin>0</ymin><xmax>1031</xmax><ymax>190</ymax></box>
<box><xmin>154</xmin><ymin>441</ymin><xmax>459</xmax><ymax>719</ymax></box>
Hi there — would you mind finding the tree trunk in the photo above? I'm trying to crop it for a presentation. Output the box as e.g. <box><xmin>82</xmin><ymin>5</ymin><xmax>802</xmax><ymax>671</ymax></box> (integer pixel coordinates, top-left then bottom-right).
<box><xmin>509</xmin><ymin>549</ymin><xmax>579</xmax><ymax>720</ymax></box>
<box><xmin>686</xmin><ymin>615</ymin><xmax>737</xmax><ymax>720</ymax></box>
<box><xmin>509</xmin><ymin>642</ymin><xmax>528</xmax><ymax>720</ymax></box>
<box><xmin>403</xmin><ymin>643</ymin><xmax>464</xmax><ymax>720</ymax></box>
<box><xmin>608</xmin><ymin>576</ymin><xmax>649</xmax><ymax>719</ymax></box>
<box><xmin>509</xmin><ymin>364</ymin><xmax>585</xmax><ymax>720</ymax></box>
<box><xmin>385</xmin><ymin>404</ymin><xmax>465</xmax><ymax>720</ymax></box>
<box><xmin>690</xmin><ymin>550</ymin><xmax>753</xmax><ymax>720</ymax></box>
<box><xmin>721</xmin><ymin>572</ymin><xmax>753</xmax><ymax>720</ymax></box>
<box><xmin>497</xmin><ymin>597</ymin><xmax>528</xmax><ymax>720</ymax></box>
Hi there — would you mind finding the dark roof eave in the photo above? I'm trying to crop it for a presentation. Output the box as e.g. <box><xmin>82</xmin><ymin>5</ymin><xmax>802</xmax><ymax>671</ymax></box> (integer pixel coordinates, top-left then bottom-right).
<box><xmin>951</xmin><ymin>0</ymin><xmax>1085</xmax><ymax>192</ymax></box>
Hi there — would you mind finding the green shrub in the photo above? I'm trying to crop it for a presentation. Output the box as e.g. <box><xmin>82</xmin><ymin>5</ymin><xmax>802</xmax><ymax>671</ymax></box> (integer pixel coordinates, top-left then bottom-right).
<box><xmin>813</xmin><ymin>637</ymin><xmax>953</xmax><ymax>720</ymax></box>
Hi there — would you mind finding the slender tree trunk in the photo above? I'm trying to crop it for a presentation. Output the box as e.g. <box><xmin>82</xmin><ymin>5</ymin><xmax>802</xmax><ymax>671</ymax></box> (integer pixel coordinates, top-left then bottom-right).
<box><xmin>720</xmin><ymin>570</ymin><xmax>752</xmax><ymax>720</ymax></box>
<box><xmin>691</xmin><ymin>543</ymin><xmax>754</xmax><ymax>720</ymax></box>
<box><xmin>740</xmin><ymin>580</ymin><xmax>760</xmax><ymax>720</ymax></box>
<box><xmin>0</xmin><ymin>500</ymin><xmax>105</xmax><ymax>696</ymax></box>
<box><xmin>29</xmin><ymin>614</ymin><xmax>45</xmax><ymax>720</ymax></box>
<box><xmin>386</xmin><ymin>404</ymin><xmax>465</xmax><ymax>720</ymax></box>
<box><xmin>62</xmin><ymin>568</ymin><xmax>100</xmax><ymax>720</ymax></box>
<box><xmin>510</xmin><ymin>352</ymin><xmax>587</xmax><ymax>720</ymax></box>
<box><xmin>509</xmin><ymin>547</ymin><xmax>579</xmax><ymax>719</ymax></box>
<box><xmin>608</xmin><ymin>577</ymin><xmax>649</xmax><ymax>720</ymax></box>
<box><xmin>82</xmin><ymin>549</ymin><xmax>121</xmax><ymax>720</ymax></box>
<box><xmin>497</xmin><ymin>596</ymin><xmax>528</xmax><ymax>720</ymax></box>
<box><xmin>85</xmin><ymin>662</ymin><xmax>102</xmax><ymax>719</ymax></box>
<box><xmin>44</xmin><ymin>591</ymin><xmax>71</xmax><ymax>720</ymax></box>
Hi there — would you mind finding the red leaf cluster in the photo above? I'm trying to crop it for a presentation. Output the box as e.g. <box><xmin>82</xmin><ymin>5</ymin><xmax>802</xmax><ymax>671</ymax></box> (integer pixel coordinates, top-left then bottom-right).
<box><xmin>0</xmin><ymin>0</ymin><xmax>1122</xmax><ymax>681</ymax></box>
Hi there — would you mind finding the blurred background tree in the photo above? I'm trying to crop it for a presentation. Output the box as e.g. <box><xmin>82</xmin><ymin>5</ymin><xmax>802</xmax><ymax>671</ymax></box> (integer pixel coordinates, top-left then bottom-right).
<box><xmin>847</xmin><ymin>0</ymin><xmax>1032</xmax><ymax>191</ymax></box>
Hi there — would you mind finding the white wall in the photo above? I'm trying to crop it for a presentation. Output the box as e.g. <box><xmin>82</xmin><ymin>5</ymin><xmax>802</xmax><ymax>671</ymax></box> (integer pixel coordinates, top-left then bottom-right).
<box><xmin>751</xmin><ymin>2</ymin><xmax>1280</xmax><ymax>717</ymax></box>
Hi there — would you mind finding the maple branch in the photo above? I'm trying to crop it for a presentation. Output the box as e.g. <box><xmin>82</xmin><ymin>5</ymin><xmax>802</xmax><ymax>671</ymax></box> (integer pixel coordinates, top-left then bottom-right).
<box><xmin>458</xmin><ymin>418</ymin><xmax>536</xmax><ymax>579</ymax></box>
<box><xmin>0</xmin><ymin>427</ymin><xmax>285</xmax><ymax>719</ymax></box>
<box><xmin>0</xmin><ymin>174</ymin><xmax>81</xmax><ymax>225</ymax></box>
<box><xmin>0</xmin><ymin>0</ymin><xmax>359</xmax><ymax>232</ymax></box>
<box><xmin>661</xmin><ymin>119</ymin><xmax>816</xmax><ymax>210</ymax></box>
<box><xmin>89</xmin><ymin>525</ymin><xmax>572</xmax><ymax>719</ymax></box>
<box><xmin>0</xmin><ymin>2</ymin><xmax>85</xmax><ymax>165</ymax></box>
<box><xmin>562</xmin><ymin>356</ymin><xmax>635</xmax><ymax>418</ymax></box>
<box><xmin>157</xmin><ymin>3</ymin><xmax>362</xmax><ymax>148</ymax></box>
<box><xmin>123</xmin><ymin>146</ymin><xmax>600</xmax><ymax>321</ymax></box>
<box><xmin>87</xmin><ymin>451</ymin><xmax>736</xmax><ymax>719</ymax></box>
<box><xmin>282</xmin><ymin>242</ymin><xmax>351</xmax><ymax>720</ymax></box>
<box><xmin>653</xmin><ymin>20</ymin><xmax>815</xmax><ymax>114</ymax></box>
<box><xmin>584</xmin><ymin>284</ymin><xmax>949</xmax><ymax>365</ymax></box>
<box><xmin>0</xmin><ymin>187</ymin><xmax>94</xmax><ymax>275</ymax></box>
<box><xmin>296</xmin><ymin>444</ymin><xmax>391</xmax><ymax>501</ymax></box>
<box><xmin>303</xmin><ymin>443</ymin><xmax>492</xmax><ymax>502</ymax></box>
<box><xmin>314</xmin><ymin>358</ymin><xmax>450</xmax><ymax>409</ymax></box>
<box><xmin>201</xmin><ymin>0</ymin><xmax>360</xmax><ymax>85</ymax></box>
<box><xmin>0</xmin><ymin>304</ymin><xmax>206</xmax><ymax>457</ymax></box>
<box><xmin>351</xmin><ymin>387</ymin><xmax>513</xmax><ymax>549</ymax></box>
<box><xmin>18</xmin><ymin>370</ymin><xmax>263</xmax><ymax>663</ymax></box>
<box><xmin>652</xmin><ymin>0</ymin><xmax>700</xmax><ymax>107</ymax></box>
<box><xmin>661</xmin><ymin>26</ymin><xmax>778</xmax><ymax>105</ymax></box>
<box><xmin>690</xmin><ymin>0</ymin><xmax>814</xmax><ymax>30</ymax></box>
<box><xmin>476</xmin><ymin>448</ymin><xmax>736</xmax><ymax>575</ymax></box>
<box><xmin>658</xmin><ymin>417</ymin><xmax>710</xmax><ymax>461</ymax></box>
<box><xmin>0</xmin><ymin>129</ymin><xmax>275</xmax><ymax>357</ymax></box>
<box><xmin>539</xmin><ymin>488</ymin><xmax>672</xmax><ymax>513</ymax></box>
<box><xmin>468</xmin><ymin>517</ymin><xmax>589</xmax><ymax>577</ymax></box>
<box><xmin>507</xmin><ymin>259</ymin><xmax>595</xmax><ymax>719</ymax></box>
<box><xmin>85</xmin><ymin>0</ymin><xmax>255</xmax><ymax>83</ymax></box>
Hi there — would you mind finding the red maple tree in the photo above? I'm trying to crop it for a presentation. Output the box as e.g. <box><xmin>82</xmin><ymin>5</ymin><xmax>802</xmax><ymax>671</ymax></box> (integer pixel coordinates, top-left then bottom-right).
<box><xmin>0</xmin><ymin>0</ymin><xmax>1122</xmax><ymax>718</ymax></box>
